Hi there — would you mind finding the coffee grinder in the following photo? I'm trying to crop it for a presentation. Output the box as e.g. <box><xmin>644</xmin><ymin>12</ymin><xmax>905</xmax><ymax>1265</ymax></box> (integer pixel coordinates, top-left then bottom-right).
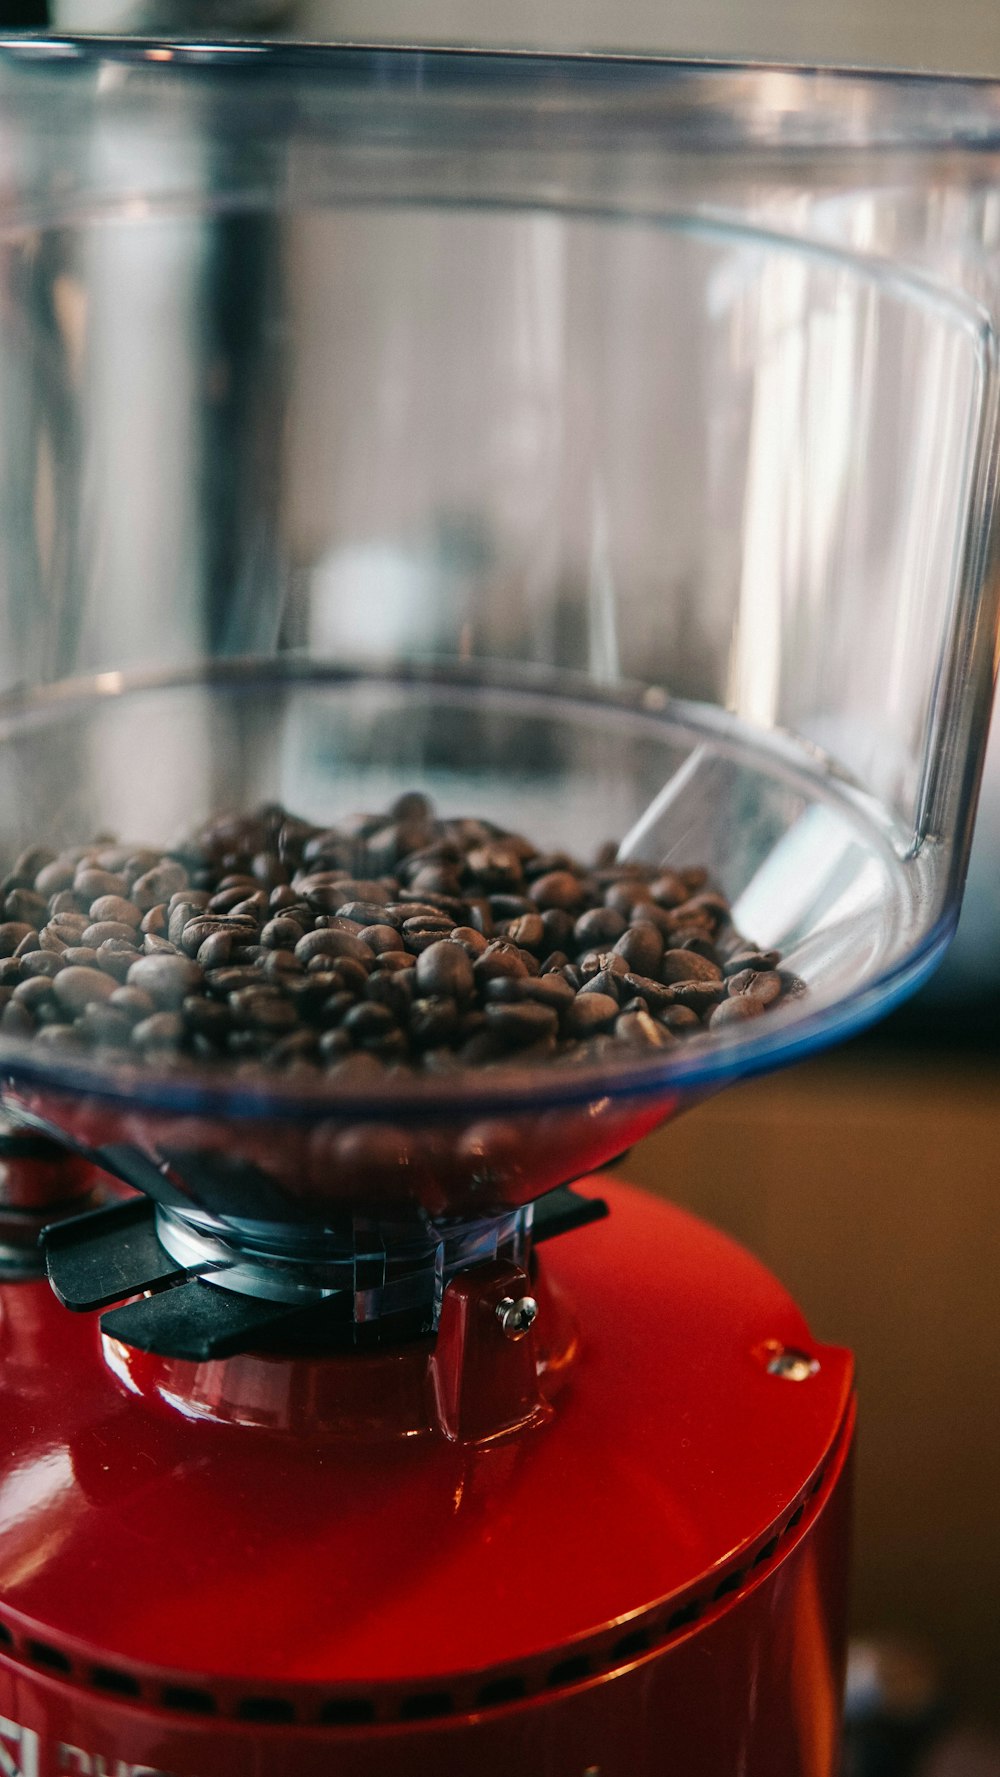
<box><xmin>0</xmin><ymin>39</ymin><xmax>997</xmax><ymax>1777</ymax></box>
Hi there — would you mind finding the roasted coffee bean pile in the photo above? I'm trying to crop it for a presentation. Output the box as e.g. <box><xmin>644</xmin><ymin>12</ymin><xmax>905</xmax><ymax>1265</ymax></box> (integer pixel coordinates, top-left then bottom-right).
<box><xmin>0</xmin><ymin>798</ymin><xmax>802</xmax><ymax>1075</ymax></box>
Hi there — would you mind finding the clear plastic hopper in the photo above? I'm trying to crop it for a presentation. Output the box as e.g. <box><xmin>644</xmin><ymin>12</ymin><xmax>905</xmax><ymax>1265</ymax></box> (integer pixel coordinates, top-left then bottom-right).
<box><xmin>0</xmin><ymin>43</ymin><xmax>996</xmax><ymax>1252</ymax></box>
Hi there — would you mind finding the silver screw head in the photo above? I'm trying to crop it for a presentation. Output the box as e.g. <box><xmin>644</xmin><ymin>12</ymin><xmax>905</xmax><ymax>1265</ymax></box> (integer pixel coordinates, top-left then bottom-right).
<box><xmin>767</xmin><ymin>1348</ymin><xmax>820</xmax><ymax>1381</ymax></box>
<box><xmin>496</xmin><ymin>1294</ymin><xmax>538</xmax><ymax>1341</ymax></box>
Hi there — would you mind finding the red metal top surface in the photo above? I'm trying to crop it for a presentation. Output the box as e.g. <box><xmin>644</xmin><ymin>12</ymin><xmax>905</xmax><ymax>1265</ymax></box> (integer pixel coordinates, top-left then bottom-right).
<box><xmin>0</xmin><ymin>1179</ymin><xmax>851</xmax><ymax>1692</ymax></box>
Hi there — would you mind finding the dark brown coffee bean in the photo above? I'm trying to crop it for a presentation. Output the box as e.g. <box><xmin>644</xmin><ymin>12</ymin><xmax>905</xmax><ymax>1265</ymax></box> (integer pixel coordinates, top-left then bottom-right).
<box><xmin>372</xmin><ymin>951</ymin><xmax>416</xmax><ymax>974</ymax></box>
<box><xmin>132</xmin><ymin>1011</ymin><xmax>186</xmax><ymax>1048</ymax></box>
<box><xmin>614</xmin><ymin>1010</ymin><xmax>677</xmax><ymax>1048</ymax></box>
<box><xmin>131</xmin><ymin>861</ymin><xmax>188</xmax><ymax>912</ymax></box>
<box><xmin>74</xmin><ymin>867</ymin><xmax>127</xmax><ymax>902</ymax></box>
<box><xmin>660</xmin><ymin>1004</ymin><xmax>702</xmax><ymax>1033</ymax></box>
<box><xmin>365</xmin><ymin>970</ymin><xmax>414</xmax><ymax>1021</ymax></box>
<box><xmin>529</xmin><ymin>870</ymin><xmax>587</xmax><ymax>912</ymax></box>
<box><xmin>260</xmin><ymin>916</ymin><xmax>304</xmax><ymax>951</ymax></box>
<box><xmin>34</xmin><ymin>861</ymin><xmax>75</xmax><ymax>897</ymax></box>
<box><xmin>408</xmin><ymin>996</ymin><xmax>461</xmax><ymax>1047</ymax></box>
<box><xmin>4</xmin><ymin>889</ymin><xmax>46</xmax><ymax>927</ymax></box>
<box><xmin>473</xmin><ymin>940</ymin><xmax>530</xmax><ymax>985</ymax></box>
<box><xmin>485</xmin><ymin>1000</ymin><xmax>559</xmax><ymax>1047</ymax></box>
<box><xmin>319</xmin><ymin>1027</ymin><xmax>353</xmax><ymax>1062</ymax></box>
<box><xmin>0</xmin><ymin>922</ymin><xmax>35</xmax><ymax>956</ymax></box>
<box><xmin>724</xmin><ymin>952</ymin><xmax>785</xmax><ymax>980</ymax></box>
<box><xmin>613</xmin><ymin>922</ymin><xmax>664</xmax><ymax>976</ymax></box>
<box><xmin>89</xmin><ymin>895</ymin><xmax>141</xmax><ymax>928</ymax></box>
<box><xmin>342</xmin><ymin>1001</ymin><xmax>399</xmax><ymax>1046</ymax></box>
<box><xmin>604</xmin><ymin>881</ymin><xmax>654</xmax><ymax>918</ymax></box>
<box><xmin>78</xmin><ymin>1005</ymin><xmax>135</xmax><ymax>1046</ymax></box>
<box><xmin>649</xmin><ymin>870</ymin><xmax>687</xmax><ymax>907</ymax></box>
<box><xmin>415</xmin><ymin>939</ymin><xmax>475</xmax><ymax>1002</ymax></box>
<box><xmin>53</xmin><ymin>965</ymin><xmax>118</xmax><ymax>1013</ymax></box>
<box><xmin>565</xmin><ymin>992</ymin><xmax>620</xmax><ymax>1036</ymax></box>
<box><xmin>574</xmin><ymin>907</ymin><xmax>628</xmax><ymax>948</ymax></box>
<box><xmin>448</xmin><ymin>925</ymin><xmax>487</xmax><ymax>959</ymax></box>
<box><xmin>660</xmin><ymin>949</ymin><xmax>723</xmax><ymax>985</ymax></box>
<box><xmin>727</xmin><ymin>968</ymin><xmax>783</xmax><ymax>1005</ymax></box>
<box><xmin>82</xmin><ymin>921</ymin><xmax>139</xmax><ymax>948</ymax></box>
<box><xmin>577</xmin><ymin>967</ymin><xmax>624</xmax><ymax>1003</ymax></box>
<box><xmin>709</xmin><ymin>994</ymin><xmax>765</xmax><ymax>1028</ymax></box>
<box><xmin>466</xmin><ymin>845</ymin><xmax>525</xmax><ymax>893</ymax></box>
<box><xmin>229</xmin><ymin>991</ymin><xmax>298</xmax><ymax>1034</ymax></box>
<box><xmin>12</xmin><ymin>845</ymin><xmax>55</xmax><ymax>885</ymax></box>
<box><xmin>110</xmin><ymin>986</ymin><xmax>156</xmax><ymax>1022</ymax></box>
<box><xmin>295</xmin><ymin>929</ymin><xmax>375</xmax><ymax>969</ymax></box>
<box><xmin>667</xmin><ymin>981</ymin><xmax>726</xmax><ymax>1014</ymax></box>
<box><xmin>619</xmin><ymin>971</ymin><xmax>676</xmax><ymax>1012</ymax></box>
<box><xmin>578</xmin><ymin>950</ymin><xmax>629</xmax><ymax>983</ymax></box>
<box><xmin>20</xmin><ymin>951</ymin><xmax>64</xmax><ymax>980</ymax></box>
<box><xmin>127</xmin><ymin>954</ymin><xmax>203</xmax><ymax>1007</ymax></box>
<box><xmin>196</xmin><ymin>931</ymin><xmax>236</xmax><ymax>971</ymax></box>
<box><xmin>12</xmin><ymin>977</ymin><xmax>55</xmax><ymax>1011</ymax></box>
<box><xmin>338</xmin><ymin>901</ymin><xmax>400</xmax><ymax>928</ymax></box>
<box><xmin>503</xmin><ymin>912</ymin><xmax>545</xmax><ymax>951</ymax></box>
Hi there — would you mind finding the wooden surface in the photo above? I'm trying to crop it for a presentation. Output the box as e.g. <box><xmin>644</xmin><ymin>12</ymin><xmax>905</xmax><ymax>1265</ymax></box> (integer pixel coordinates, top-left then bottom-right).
<box><xmin>612</xmin><ymin>1051</ymin><xmax>1000</xmax><ymax>1724</ymax></box>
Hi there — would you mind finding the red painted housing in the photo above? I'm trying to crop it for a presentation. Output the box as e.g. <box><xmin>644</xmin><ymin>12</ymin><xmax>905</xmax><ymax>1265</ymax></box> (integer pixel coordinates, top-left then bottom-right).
<box><xmin>0</xmin><ymin>1180</ymin><xmax>853</xmax><ymax>1776</ymax></box>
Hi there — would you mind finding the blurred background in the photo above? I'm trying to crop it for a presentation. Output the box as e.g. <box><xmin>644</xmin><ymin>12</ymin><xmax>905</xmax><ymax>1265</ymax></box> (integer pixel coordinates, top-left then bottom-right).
<box><xmin>2</xmin><ymin>0</ymin><xmax>999</xmax><ymax>1770</ymax></box>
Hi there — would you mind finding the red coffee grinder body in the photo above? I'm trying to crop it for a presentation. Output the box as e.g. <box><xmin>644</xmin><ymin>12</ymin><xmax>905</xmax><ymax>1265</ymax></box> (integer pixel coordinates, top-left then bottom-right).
<box><xmin>0</xmin><ymin>1140</ymin><xmax>852</xmax><ymax>1777</ymax></box>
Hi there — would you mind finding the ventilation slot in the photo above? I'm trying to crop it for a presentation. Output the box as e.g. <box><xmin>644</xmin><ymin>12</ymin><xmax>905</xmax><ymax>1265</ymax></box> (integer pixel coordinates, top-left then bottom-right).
<box><xmin>399</xmin><ymin>1691</ymin><xmax>454</xmax><ymax>1721</ymax></box>
<box><xmin>0</xmin><ymin>1621</ymin><xmax>12</xmax><ymax>1648</ymax></box>
<box><xmin>320</xmin><ymin>1698</ymin><xmax>376</xmax><ymax>1727</ymax></box>
<box><xmin>613</xmin><ymin>1627</ymin><xmax>651</xmax><ymax>1661</ymax></box>
<box><xmin>26</xmin><ymin>1640</ymin><xmax>71</xmax><ymax>1674</ymax></box>
<box><xmin>712</xmin><ymin>1568</ymin><xmax>747</xmax><ymax>1601</ymax></box>
<box><xmin>91</xmin><ymin>1666</ymin><xmax>140</xmax><ymax>1697</ymax></box>
<box><xmin>665</xmin><ymin>1601</ymin><xmax>702</xmax><ymax>1632</ymax></box>
<box><xmin>787</xmin><ymin>1504</ymin><xmax>805</xmax><ymax>1531</ymax></box>
<box><xmin>546</xmin><ymin>1655</ymin><xmax>590</xmax><ymax>1688</ymax></box>
<box><xmin>752</xmin><ymin>1537</ymin><xmax>780</xmax><ymax>1568</ymax></box>
<box><xmin>475</xmin><ymin>1675</ymin><xmax>527</xmax><ymax>1709</ymax></box>
<box><xmin>162</xmin><ymin>1686</ymin><xmax>216</xmax><ymax>1715</ymax></box>
<box><xmin>236</xmin><ymin>1697</ymin><xmax>296</xmax><ymax>1724</ymax></box>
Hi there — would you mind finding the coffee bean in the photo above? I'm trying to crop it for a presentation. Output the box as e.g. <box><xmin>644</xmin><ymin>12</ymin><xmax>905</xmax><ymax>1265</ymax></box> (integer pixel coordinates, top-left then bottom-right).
<box><xmin>74</xmin><ymin>868</ymin><xmax>127</xmax><ymax>902</ymax></box>
<box><xmin>613</xmin><ymin>922</ymin><xmax>664</xmax><ymax>976</ymax></box>
<box><xmin>53</xmin><ymin>966</ymin><xmax>118</xmax><ymax>1013</ymax></box>
<box><xmin>727</xmin><ymin>968</ymin><xmax>783</xmax><ymax>1005</ymax></box>
<box><xmin>295</xmin><ymin>929</ymin><xmax>375</xmax><ymax>969</ymax></box>
<box><xmin>34</xmin><ymin>861</ymin><xmax>75</xmax><ymax>897</ymax></box>
<box><xmin>12</xmin><ymin>977</ymin><xmax>56</xmax><ymax>1012</ymax></box>
<box><xmin>0</xmin><ymin>922</ymin><xmax>35</xmax><ymax>956</ymax></box>
<box><xmin>614</xmin><ymin>1010</ymin><xmax>677</xmax><ymax>1048</ymax></box>
<box><xmin>504</xmin><ymin>912</ymin><xmax>545</xmax><ymax>951</ymax></box>
<box><xmin>82</xmin><ymin>920</ymin><xmax>140</xmax><ymax>948</ymax></box>
<box><xmin>342</xmin><ymin>1001</ymin><xmax>399</xmax><ymax>1046</ymax></box>
<box><xmin>415</xmin><ymin>939</ymin><xmax>475</xmax><ymax>1002</ymax></box>
<box><xmin>126</xmin><ymin>954</ymin><xmax>203</xmax><ymax>1007</ymax></box>
<box><xmin>78</xmin><ymin>1005</ymin><xmax>135</xmax><ymax>1046</ymax></box>
<box><xmin>110</xmin><ymin>987</ymin><xmax>156</xmax><ymax>1022</ymax></box>
<box><xmin>132</xmin><ymin>1011</ymin><xmax>186</xmax><ymax>1048</ymax></box>
<box><xmin>1</xmin><ymin>1000</ymin><xmax>35</xmax><ymax>1035</ymax></box>
<box><xmin>12</xmin><ymin>845</ymin><xmax>55</xmax><ymax>885</ymax></box>
<box><xmin>132</xmin><ymin>861</ymin><xmax>188</xmax><ymax>912</ymax></box>
<box><xmin>619</xmin><ymin>971</ymin><xmax>676</xmax><ymax>1012</ymax></box>
<box><xmin>722</xmin><ymin>950</ymin><xmax>780</xmax><ymax>977</ymax></box>
<box><xmin>4</xmin><ymin>889</ymin><xmax>46</xmax><ymax>927</ymax></box>
<box><xmin>660</xmin><ymin>949</ymin><xmax>723</xmax><ymax>985</ymax></box>
<box><xmin>565</xmin><ymin>992</ymin><xmax>620</xmax><ymax>1036</ymax></box>
<box><xmin>20</xmin><ymin>951</ymin><xmax>64</xmax><ymax>980</ymax></box>
<box><xmin>6</xmin><ymin>799</ymin><xmax>793</xmax><ymax>1072</ymax></box>
<box><xmin>485</xmin><ymin>1000</ymin><xmax>559</xmax><ymax>1047</ymax></box>
<box><xmin>88</xmin><ymin>895</ymin><xmax>141</xmax><ymax>928</ymax></box>
<box><xmin>710</xmin><ymin>995</ymin><xmax>767</xmax><ymax>1027</ymax></box>
<box><xmin>574</xmin><ymin>907</ymin><xmax>628</xmax><ymax>948</ymax></box>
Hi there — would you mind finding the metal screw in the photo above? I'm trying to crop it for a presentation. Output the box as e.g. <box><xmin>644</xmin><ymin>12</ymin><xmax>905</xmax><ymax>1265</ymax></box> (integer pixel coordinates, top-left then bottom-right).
<box><xmin>767</xmin><ymin>1348</ymin><xmax>819</xmax><ymax>1381</ymax></box>
<box><xmin>496</xmin><ymin>1294</ymin><xmax>538</xmax><ymax>1341</ymax></box>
